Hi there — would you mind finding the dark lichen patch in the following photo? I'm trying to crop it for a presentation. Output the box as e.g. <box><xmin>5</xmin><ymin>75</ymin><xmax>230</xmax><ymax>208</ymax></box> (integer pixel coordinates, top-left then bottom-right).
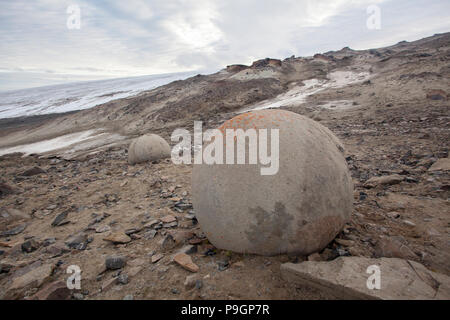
<box><xmin>245</xmin><ymin>202</ymin><xmax>294</xmax><ymax>253</ymax></box>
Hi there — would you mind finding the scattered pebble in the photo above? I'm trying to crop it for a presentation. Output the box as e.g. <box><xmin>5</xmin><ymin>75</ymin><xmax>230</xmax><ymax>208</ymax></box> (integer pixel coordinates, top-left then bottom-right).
<box><xmin>105</xmin><ymin>256</ymin><xmax>126</xmax><ymax>270</ymax></box>
<box><xmin>117</xmin><ymin>273</ymin><xmax>129</xmax><ymax>285</ymax></box>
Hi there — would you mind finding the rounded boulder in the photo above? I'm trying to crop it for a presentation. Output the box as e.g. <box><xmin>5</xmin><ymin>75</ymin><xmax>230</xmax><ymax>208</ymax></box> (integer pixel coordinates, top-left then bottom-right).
<box><xmin>128</xmin><ymin>134</ymin><xmax>171</xmax><ymax>165</ymax></box>
<box><xmin>192</xmin><ymin>109</ymin><xmax>353</xmax><ymax>256</ymax></box>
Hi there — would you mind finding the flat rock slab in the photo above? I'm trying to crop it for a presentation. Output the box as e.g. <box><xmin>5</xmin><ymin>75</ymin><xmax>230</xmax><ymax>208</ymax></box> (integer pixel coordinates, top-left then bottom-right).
<box><xmin>4</xmin><ymin>263</ymin><xmax>54</xmax><ymax>299</ymax></box>
<box><xmin>21</xmin><ymin>166</ymin><xmax>46</xmax><ymax>176</ymax></box>
<box><xmin>173</xmin><ymin>252</ymin><xmax>199</xmax><ymax>272</ymax></box>
<box><xmin>0</xmin><ymin>183</ymin><xmax>18</xmax><ymax>196</ymax></box>
<box><xmin>29</xmin><ymin>280</ymin><xmax>71</xmax><ymax>300</ymax></box>
<box><xmin>103</xmin><ymin>232</ymin><xmax>131</xmax><ymax>244</ymax></box>
<box><xmin>364</xmin><ymin>174</ymin><xmax>404</xmax><ymax>188</ymax></box>
<box><xmin>51</xmin><ymin>211</ymin><xmax>70</xmax><ymax>227</ymax></box>
<box><xmin>280</xmin><ymin>257</ymin><xmax>450</xmax><ymax>300</ymax></box>
<box><xmin>151</xmin><ymin>253</ymin><xmax>164</xmax><ymax>263</ymax></box>
<box><xmin>0</xmin><ymin>208</ymin><xmax>29</xmax><ymax>224</ymax></box>
<box><xmin>161</xmin><ymin>215</ymin><xmax>177</xmax><ymax>223</ymax></box>
<box><xmin>0</xmin><ymin>224</ymin><xmax>27</xmax><ymax>237</ymax></box>
<box><xmin>429</xmin><ymin>158</ymin><xmax>450</xmax><ymax>171</ymax></box>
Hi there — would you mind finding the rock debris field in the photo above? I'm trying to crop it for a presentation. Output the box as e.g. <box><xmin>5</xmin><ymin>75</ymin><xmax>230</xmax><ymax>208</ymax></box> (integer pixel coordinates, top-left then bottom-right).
<box><xmin>0</xmin><ymin>33</ymin><xmax>449</xmax><ymax>300</ymax></box>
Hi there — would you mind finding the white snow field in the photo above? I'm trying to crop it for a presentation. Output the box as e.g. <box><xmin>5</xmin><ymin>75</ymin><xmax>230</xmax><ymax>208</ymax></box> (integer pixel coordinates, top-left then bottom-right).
<box><xmin>0</xmin><ymin>72</ymin><xmax>197</xmax><ymax>119</ymax></box>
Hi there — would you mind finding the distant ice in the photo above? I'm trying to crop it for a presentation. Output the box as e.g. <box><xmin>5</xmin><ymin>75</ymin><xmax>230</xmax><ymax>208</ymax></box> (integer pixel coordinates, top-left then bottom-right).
<box><xmin>0</xmin><ymin>72</ymin><xmax>197</xmax><ymax>119</ymax></box>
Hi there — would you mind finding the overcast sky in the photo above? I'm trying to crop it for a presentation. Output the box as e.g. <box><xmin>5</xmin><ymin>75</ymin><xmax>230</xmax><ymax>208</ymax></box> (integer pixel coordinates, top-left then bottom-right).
<box><xmin>0</xmin><ymin>0</ymin><xmax>449</xmax><ymax>90</ymax></box>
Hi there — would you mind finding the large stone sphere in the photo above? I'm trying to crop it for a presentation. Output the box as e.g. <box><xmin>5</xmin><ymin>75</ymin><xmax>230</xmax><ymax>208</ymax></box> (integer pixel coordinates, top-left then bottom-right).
<box><xmin>128</xmin><ymin>134</ymin><xmax>171</xmax><ymax>165</ymax></box>
<box><xmin>192</xmin><ymin>109</ymin><xmax>353</xmax><ymax>256</ymax></box>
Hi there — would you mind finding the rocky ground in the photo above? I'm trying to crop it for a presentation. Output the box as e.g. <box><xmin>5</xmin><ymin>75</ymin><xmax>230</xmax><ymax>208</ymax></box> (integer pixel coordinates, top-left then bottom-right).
<box><xmin>0</xmin><ymin>32</ymin><xmax>449</xmax><ymax>300</ymax></box>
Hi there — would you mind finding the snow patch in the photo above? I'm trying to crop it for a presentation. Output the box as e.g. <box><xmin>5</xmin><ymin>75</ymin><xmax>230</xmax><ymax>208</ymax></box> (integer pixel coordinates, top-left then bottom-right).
<box><xmin>239</xmin><ymin>71</ymin><xmax>370</xmax><ymax>113</ymax></box>
<box><xmin>0</xmin><ymin>129</ymin><xmax>125</xmax><ymax>156</ymax></box>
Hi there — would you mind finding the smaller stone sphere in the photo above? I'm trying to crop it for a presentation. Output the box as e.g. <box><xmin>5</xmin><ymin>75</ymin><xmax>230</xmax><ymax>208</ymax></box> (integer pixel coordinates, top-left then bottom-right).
<box><xmin>192</xmin><ymin>109</ymin><xmax>353</xmax><ymax>256</ymax></box>
<box><xmin>128</xmin><ymin>134</ymin><xmax>171</xmax><ymax>165</ymax></box>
